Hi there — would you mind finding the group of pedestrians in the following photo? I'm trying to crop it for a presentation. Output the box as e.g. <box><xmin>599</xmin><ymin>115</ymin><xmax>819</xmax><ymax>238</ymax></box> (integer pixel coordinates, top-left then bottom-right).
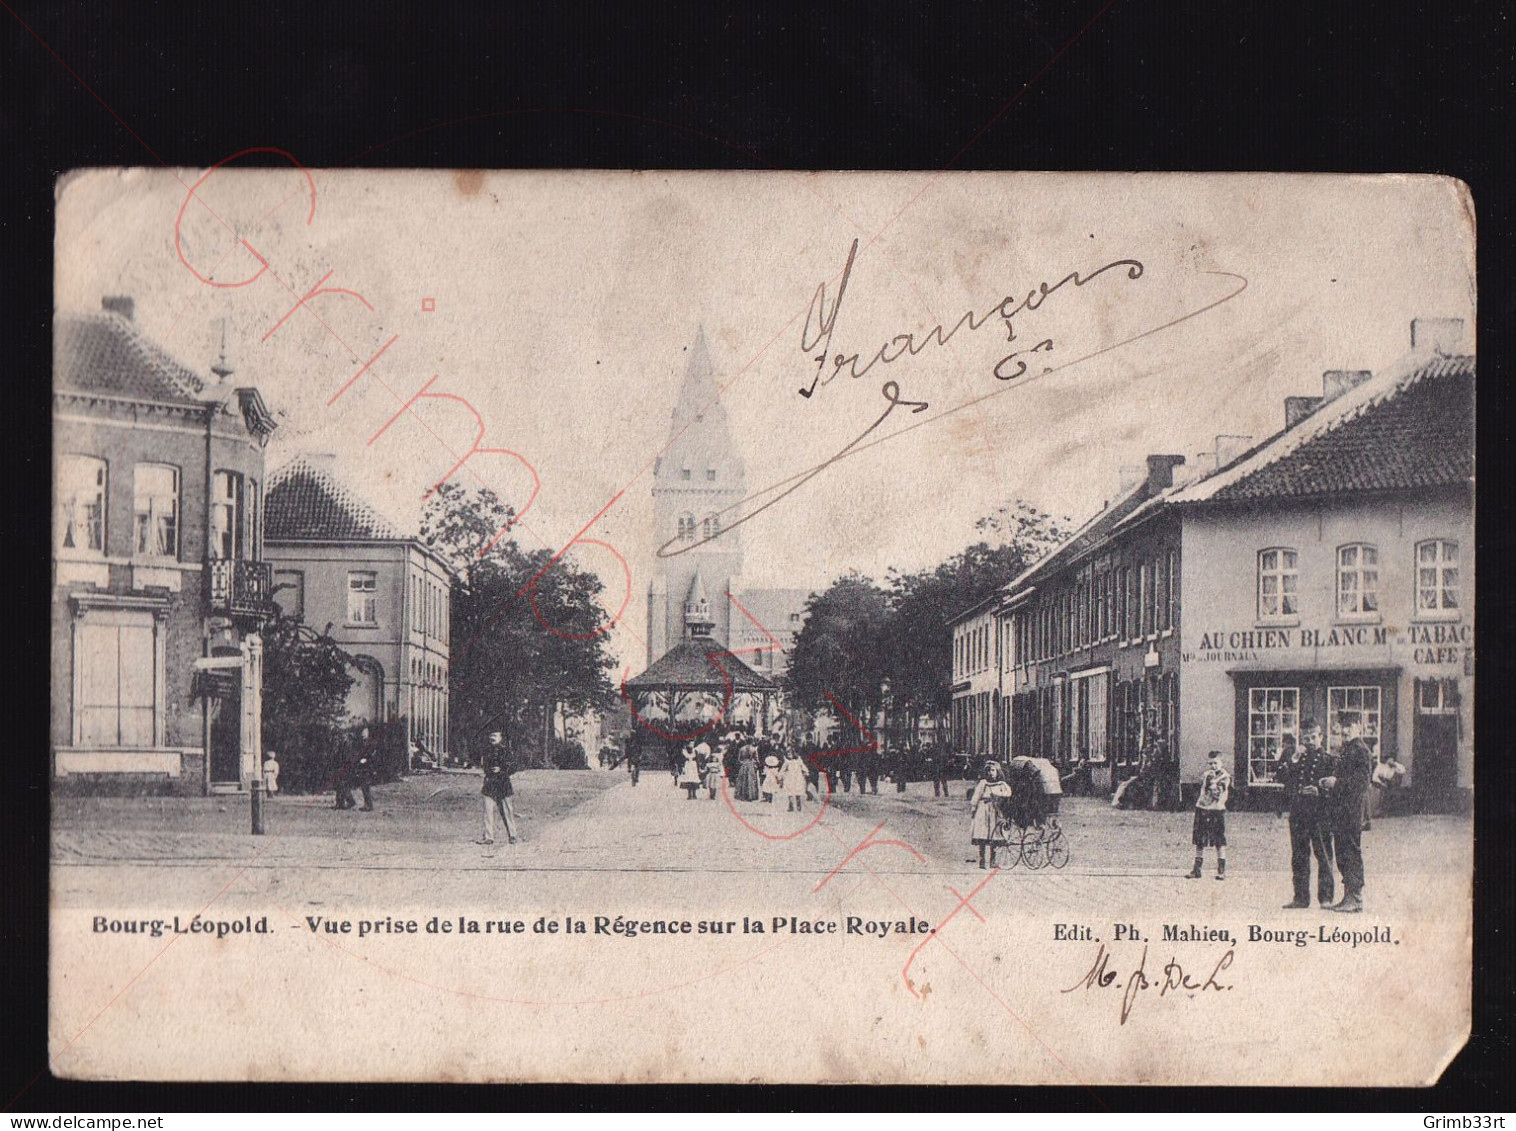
<box><xmin>1274</xmin><ymin>717</ymin><xmax>1376</xmax><ymax>913</ymax></box>
<box><xmin>1183</xmin><ymin>715</ymin><xmax>1381</xmax><ymax>911</ymax></box>
<box><xmin>665</xmin><ymin>732</ymin><xmax>814</xmax><ymax>811</ymax></box>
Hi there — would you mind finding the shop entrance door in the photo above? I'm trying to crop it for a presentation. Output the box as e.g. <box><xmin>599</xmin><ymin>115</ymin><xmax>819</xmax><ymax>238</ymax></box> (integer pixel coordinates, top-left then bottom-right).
<box><xmin>209</xmin><ymin>685</ymin><xmax>241</xmax><ymax>784</ymax></box>
<box><xmin>1413</xmin><ymin>678</ymin><xmax>1460</xmax><ymax>811</ymax></box>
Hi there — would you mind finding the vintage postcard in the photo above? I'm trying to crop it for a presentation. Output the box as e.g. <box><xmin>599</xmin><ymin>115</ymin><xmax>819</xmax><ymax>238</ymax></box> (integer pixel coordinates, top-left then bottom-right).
<box><xmin>50</xmin><ymin>169</ymin><xmax>1474</xmax><ymax>1085</ymax></box>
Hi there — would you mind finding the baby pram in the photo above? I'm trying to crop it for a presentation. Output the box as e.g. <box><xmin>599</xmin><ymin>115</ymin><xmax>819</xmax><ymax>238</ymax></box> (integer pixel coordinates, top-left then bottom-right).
<box><xmin>997</xmin><ymin>756</ymin><xmax>1070</xmax><ymax>869</ymax></box>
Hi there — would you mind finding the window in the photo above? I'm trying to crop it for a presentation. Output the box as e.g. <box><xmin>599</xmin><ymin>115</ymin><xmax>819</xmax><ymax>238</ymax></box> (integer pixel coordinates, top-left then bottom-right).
<box><xmin>75</xmin><ymin>609</ymin><xmax>158</xmax><ymax>747</ymax></box>
<box><xmin>1328</xmin><ymin>686</ymin><xmax>1381</xmax><ymax>753</ymax></box>
<box><xmin>1155</xmin><ymin>554</ymin><xmax>1169</xmax><ymax>631</ymax></box>
<box><xmin>272</xmin><ymin>570</ymin><xmax>305</xmax><ymax>619</ymax></box>
<box><xmin>1415</xmin><ymin>540</ymin><xmax>1459</xmax><ymax>615</ymax></box>
<box><xmin>1139</xmin><ymin>562</ymin><xmax>1152</xmax><ymax>636</ymax></box>
<box><xmin>1417</xmin><ymin>677</ymin><xmax>1458</xmax><ymax>715</ymax></box>
<box><xmin>677</xmin><ymin>513</ymin><xmax>696</xmax><ymax>541</ymax></box>
<box><xmin>133</xmin><ymin>464</ymin><xmax>179</xmax><ymax>558</ymax></box>
<box><xmin>248</xmin><ymin>478</ymin><xmax>260</xmax><ymax>557</ymax></box>
<box><xmin>680</xmin><ymin>467</ymin><xmax>692</xmax><ymax>481</ymax></box>
<box><xmin>1166</xmin><ymin>549</ymin><xmax>1179</xmax><ymax>629</ymax></box>
<box><xmin>58</xmin><ymin>455</ymin><xmax>108</xmax><ymax>554</ymax></box>
<box><xmin>1125</xmin><ymin>568</ymin><xmax>1138</xmax><ymax>639</ymax></box>
<box><xmin>1247</xmin><ymin>687</ymin><xmax>1299</xmax><ymax>786</ymax></box>
<box><xmin>1337</xmin><ymin>544</ymin><xmax>1379</xmax><ymax>617</ymax></box>
<box><xmin>347</xmin><ymin>571</ymin><xmax>378</xmax><ymax>624</ymax></box>
<box><xmin>1257</xmin><ymin>548</ymin><xmax>1299</xmax><ymax>619</ymax></box>
<box><xmin>210</xmin><ymin>472</ymin><xmax>244</xmax><ymax>560</ymax></box>
<box><xmin>706</xmin><ymin>468</ymin><xmax>717</xmax><ymax>481</ymax></box>
<box><xmin>702</xmin><ymin>514</ymin><xmax>720</xmax><ymax>540</ymax></box>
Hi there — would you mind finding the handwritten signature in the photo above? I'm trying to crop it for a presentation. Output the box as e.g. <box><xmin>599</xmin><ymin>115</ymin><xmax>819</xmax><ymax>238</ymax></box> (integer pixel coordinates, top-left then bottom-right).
<box><xmin>654</xmin><ymin>243</ymin><xmax>1247</xmax><ymax>561</ymax></box>
<box><xmin>1061</xmin><ymin>942</ymin><xmax>1235</xmax><ymax>1026</ymax></box>
<box><xmin>797</xmin><ymin>236</ymin><xmax>1145</xmax><ymax>398</ymax></box>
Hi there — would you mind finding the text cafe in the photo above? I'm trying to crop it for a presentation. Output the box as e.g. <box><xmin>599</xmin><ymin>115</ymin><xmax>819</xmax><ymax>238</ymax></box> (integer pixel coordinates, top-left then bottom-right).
<box><xmin>1168</xmin><ymin>340</ymin><xmax>1473</xmax><ymax>811</ymax></box>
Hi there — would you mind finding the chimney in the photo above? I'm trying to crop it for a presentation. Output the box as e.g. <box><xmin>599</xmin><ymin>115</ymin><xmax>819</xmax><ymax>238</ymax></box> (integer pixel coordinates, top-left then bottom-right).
<box><xmin>101</xmin><ymin>295</ymin><xmax>135</xmax><ymax>321</ymax></box>
<box><xmin>1145</xmin><ymin>453</ymin><xmax>1186</xmax><ymax>491</ymax></box>
<box><xmin>1410</xmin><ymin>317</ymin><xmax>1469</xmax><ymax>356</ymax></box>
<box><xmin>1285</xmin><ymin>395</ymin><xmax>1324</xmax><ymax>429</ymax></box>
<box><xmin>1215</xmin><ymin>434</ymin><xmax>1253</xmax><ymax>469</ymax></box>
<box><xmin>1118</xmin><ymin>465</ymin><xmax>1144</xmax><ymax>493</ymax></box>
<box><xmin>1191</xmin><ymin>451</ymin><xmax>1218</xmax><ymax>479</ymax></box>
<box><xmin>1322</xmin><ymin>369</ymin><xmax>1373</xmax><ymax>403</ymax></box>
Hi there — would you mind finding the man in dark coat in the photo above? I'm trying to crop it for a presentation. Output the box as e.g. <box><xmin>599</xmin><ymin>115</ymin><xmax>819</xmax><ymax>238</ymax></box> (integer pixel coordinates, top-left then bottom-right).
<box><xmin>925</xmin><ymin>746</ymin><xmax>950</xmax><ymax>797</ymax></box>
<box><xmin>333</xmin><ymin>727</ymin><xmax>376</xmax><ymax>811</ymax></box>
<box><xmin>1277</xmin><ymin>721</ymin><xmax>1335</xmax><ymax>908</ymax></box>
<box><xmin>1323</xmin><ymin>717</ymin><xmax>1375</xmax><ymax>912</ymax></box>
<box><xmin>479</xmin><ymin>730</ymin><xmax>519</xmax><ymax>845</ymax></box>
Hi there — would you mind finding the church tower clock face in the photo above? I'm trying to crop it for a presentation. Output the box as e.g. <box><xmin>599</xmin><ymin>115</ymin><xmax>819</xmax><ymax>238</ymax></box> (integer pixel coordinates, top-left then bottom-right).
<box><xmin>648</xmin><ymin>326</ymin><xmax>746</xmax><ymax>666</ymax></box>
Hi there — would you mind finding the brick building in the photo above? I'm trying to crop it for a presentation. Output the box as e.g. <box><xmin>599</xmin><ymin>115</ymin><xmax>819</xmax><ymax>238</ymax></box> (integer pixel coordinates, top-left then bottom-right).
<box><xmin>264</xmin><ymin>455</ymin><xmax>455</xmax><ymax>759</ymax></box>
<box><xmin>52</xmin><ymin>299</ymin><xmax>277</xmax><ymax>793</ymax></box>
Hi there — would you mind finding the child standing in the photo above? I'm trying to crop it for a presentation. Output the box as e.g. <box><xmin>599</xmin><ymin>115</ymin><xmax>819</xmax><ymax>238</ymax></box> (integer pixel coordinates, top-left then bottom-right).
<box><xmin>1188</xmin><ymin>751</ymin><xmax>1231</xmax><ymax>880</ymax></box>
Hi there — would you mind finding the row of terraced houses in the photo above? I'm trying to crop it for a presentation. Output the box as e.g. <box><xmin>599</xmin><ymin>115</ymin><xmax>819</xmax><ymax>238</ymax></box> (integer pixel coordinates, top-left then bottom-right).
<box><xmin>51</xmin><ymin>297</ymin><xmax>454</xmax><ymax>794</ymax></box>
<box><xmin>949</xmin><ymin>318</ymin><xmax>1474</xmax><ymax>811</ymax></box>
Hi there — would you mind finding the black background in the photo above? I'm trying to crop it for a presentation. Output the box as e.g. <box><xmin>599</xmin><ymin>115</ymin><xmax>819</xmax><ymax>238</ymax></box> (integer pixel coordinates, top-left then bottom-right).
<box><xmin>4</xmin><ymin>0</ymin><xmax>1511</xmax><ymax>1113</ymax></box>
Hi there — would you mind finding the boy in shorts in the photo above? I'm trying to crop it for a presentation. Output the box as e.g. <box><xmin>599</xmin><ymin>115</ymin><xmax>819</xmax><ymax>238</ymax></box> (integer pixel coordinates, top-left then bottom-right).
<box><xmin>1187</xmin><ymin>750</ymin><xmax>1232</xmax><ymax>880</ymax></box>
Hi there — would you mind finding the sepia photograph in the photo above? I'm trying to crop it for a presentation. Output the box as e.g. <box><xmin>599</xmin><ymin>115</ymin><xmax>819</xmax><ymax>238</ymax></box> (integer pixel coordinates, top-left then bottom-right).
<box><xmin>49</xmin><ymin>168</ymin><xmax>1474</xmax><ymax>1085</ymax></box>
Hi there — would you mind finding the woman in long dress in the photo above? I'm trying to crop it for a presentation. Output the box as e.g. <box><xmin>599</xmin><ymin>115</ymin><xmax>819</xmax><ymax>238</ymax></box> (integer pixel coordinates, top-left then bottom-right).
<box><xmin>735</xmin><ymin>740</ymin><xmax>762</xmax><ymax>802</ymax></box>
<box><xmin>969</xmin><ymin>760</ymin><xmax>1013</xmax><ymax>869</ymax></box>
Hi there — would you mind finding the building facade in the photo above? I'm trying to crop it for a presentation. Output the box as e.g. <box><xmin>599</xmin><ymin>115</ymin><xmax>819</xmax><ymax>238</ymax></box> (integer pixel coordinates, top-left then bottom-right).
<box><xmin>52</xmin><ymin>299</ymin><xmax>277</xmax><ymax>794</ymax></box>
<box><xmin>996</xmin><ymin>455</ymin><xmax>1186</xmax><ymax>795</ymax></box>
<box><xmin>948</xmin><ymin>596</ymin><xmax>1000</xmax><ymax>764</ymax></box>
<box><xmin>1171</xmin><ymin>322</ymin><xmax>1473</xmax><ymax>810</ymax></box>
<box><xmin>264</xmin><ymin>455</ymin><xmax>455</xmax><ymax>758</ymax></box>
<box><xmin>973</xmin><ymin>317</ymin><xmax>1473</xmax><ymax>809</ymax></box>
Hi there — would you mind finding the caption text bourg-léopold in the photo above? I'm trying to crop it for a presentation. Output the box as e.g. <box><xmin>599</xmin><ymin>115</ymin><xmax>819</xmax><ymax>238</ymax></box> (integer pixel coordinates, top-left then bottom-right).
<box><xmin>90</xmin><ymin>913</ymin><xmax>934</xmax><ymax>941</ymax></box>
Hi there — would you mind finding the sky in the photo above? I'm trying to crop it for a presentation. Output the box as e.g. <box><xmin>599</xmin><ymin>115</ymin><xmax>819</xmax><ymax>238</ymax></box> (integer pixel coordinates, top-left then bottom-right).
<box><xmin>56</xmin><ymin>168</ymin><xmax>1476</xmax><ymax>672</ymax></box>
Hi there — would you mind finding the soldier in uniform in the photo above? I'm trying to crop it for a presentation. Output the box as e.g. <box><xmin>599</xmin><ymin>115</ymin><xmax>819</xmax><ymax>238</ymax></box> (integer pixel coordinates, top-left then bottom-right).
<box><xmin>1277</xmin><ymin>721</ymin><xmax>1335</xmax><ymax>908</ymax></box>
<box><xmin>1323</xmin><ymin>716</ymin><xmax>1375</xmax><ymax>913</ymax></box>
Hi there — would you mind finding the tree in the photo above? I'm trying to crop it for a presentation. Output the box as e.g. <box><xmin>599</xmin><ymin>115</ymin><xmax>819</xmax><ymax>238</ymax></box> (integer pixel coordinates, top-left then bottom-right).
<box><xmin>260</xmin><ymin>612</ymin><xmax>357</xmax><ymax>791</ymax></box>
<box><xmin>783</xmin><ymin>573</ymin><xmax>892</xmax><ymax>739</ymax></box>
<box><xmin>421</xmin><ymin>483</ymin><xmax>618</xmax><ymax>767</ymax></box>
<box><xmin>884</xmin><ymin>501</ymin><xmax>1068</xmax><ymax>729</ymax></box>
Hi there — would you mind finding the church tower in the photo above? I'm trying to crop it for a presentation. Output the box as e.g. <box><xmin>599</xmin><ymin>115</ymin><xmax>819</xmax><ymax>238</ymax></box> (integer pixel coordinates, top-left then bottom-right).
<box><xmin>647</xmin><ymin>326</ymin><xmax>746</xmax><ymax>665</ymax></box>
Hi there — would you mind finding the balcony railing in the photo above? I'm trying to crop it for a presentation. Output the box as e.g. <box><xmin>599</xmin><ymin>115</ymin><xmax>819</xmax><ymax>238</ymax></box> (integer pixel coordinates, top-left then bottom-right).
<box><xmin>207</xmin><ymin>558</ymin><xmax>274</xmax><ymax>618</ymax></box>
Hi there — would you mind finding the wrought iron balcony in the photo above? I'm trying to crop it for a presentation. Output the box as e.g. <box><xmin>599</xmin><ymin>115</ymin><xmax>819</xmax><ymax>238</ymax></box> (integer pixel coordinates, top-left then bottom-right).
<box><xmin>206</xmin><ymin>558</ymin><xmax>274</xmax><ymax>618</ymax></box>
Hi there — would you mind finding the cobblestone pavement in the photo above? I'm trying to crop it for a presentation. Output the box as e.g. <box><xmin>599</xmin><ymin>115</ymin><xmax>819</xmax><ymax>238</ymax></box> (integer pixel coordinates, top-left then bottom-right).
<box><xmin>53</xmin><ymin>770</ymin><xmax>1470</xmax><ymax>923</ymax></box>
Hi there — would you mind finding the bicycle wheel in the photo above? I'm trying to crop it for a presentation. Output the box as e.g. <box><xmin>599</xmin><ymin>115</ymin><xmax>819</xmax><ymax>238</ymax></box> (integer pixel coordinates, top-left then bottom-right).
<box><xmin>1021</xmin><ymin>825</ymin><xmax>1048</xmax><ymax>869</ymax></box>
<box><xmin>1045</xmin><ymin>829</ymin><xmax>1070</xmax><ymax>869</ymax></box>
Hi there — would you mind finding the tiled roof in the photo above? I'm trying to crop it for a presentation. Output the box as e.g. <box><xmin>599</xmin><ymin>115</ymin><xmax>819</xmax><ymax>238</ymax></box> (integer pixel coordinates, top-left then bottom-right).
<box><xmin>626</xmin><ymin>637</ymin><xmax>776</xmax><ymax>692</ymax></box>
<box><xmin>55</xmin><ymin>311</ymin><xmax>208</xmax><ymax>405</ymax></box>
<box><xmin>1171</xmin><ymin>354</ymin><xmax>1474</xmax><ymax>504</ymax></box>
<box><xmin>265</xmin><ymin>455</ymin><xmax>409</xmax><ymax>542</ymax></box>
